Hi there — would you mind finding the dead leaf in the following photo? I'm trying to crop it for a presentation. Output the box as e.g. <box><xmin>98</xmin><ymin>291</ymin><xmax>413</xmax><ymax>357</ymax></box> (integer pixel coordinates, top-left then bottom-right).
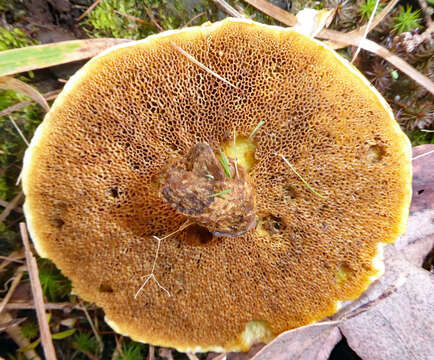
<box><xmin>0</xmin><ymin>77</ymin><xmax>48</xmax><ymax>112</ymax></box>
<box><xmin>0</xmin><ymin>38</ymin><xmax>130</xmax><ymax>77</ymax></box>
<box><xmin>250</xmin><ymin>325</ymin><xmax>341</xmax><ymax>360</ymax></box>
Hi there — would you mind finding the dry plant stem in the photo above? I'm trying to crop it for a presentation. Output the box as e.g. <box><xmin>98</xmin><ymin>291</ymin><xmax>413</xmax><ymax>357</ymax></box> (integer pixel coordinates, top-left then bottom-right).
<box><xmin>0</xmin><ymin>312</ymin><xmax>42</xmax><ymax>360</ymax></box>
<box><xmin>418</xmin><ymin>0</ymin><xmax>433</xmax><ymax>27</ymax></box>
<box><xmin>351</xmin><ymin>0</ymin><xmax>380</xmax><ymax>63</ymax></box>
<box><xmin>148</xmin><ymin>345</ymin><xmax>155</xmax><ymax>360</ymax></box>
<box><xmin>212</xmin><ymin>0</ymin><xmax>244</xmax><ymax>18</ymax></box>
<box><xmin>0</xmin><ymin>76</ymin><xmax>49</xmax><ymax>112</ymax></box>
<box><xmin>0</xmin><ymin>255</ymin><xmax>24</xmax><ymax>264</ymax></box>
<box><xmin>0</xmin><ymin>191</ymin><xmax>23</xmax><ymax>223</ymax></box>
<box><xmin>184</xmin><ymin>12</ymin><xmax>206</xmax><ymax>27</ymax></box>
<box><xmin>0</xmin><ymin>199</ymin><xmax>23</xmax><ymax>213</ymax></box>
<box><xmin>0</xmin><ymin>317</ymin><xmax>26</xmax><ymax>332</ymax></box>
<box><xmin>76</xmin><ymin>0</ymin><xmax>103</xmax><ymax>21</ymax></box>
<box><xmin>9</xmin><ymin>116</ymin><xmax>30</xmax><ymax>145</ymax></box>
<box><xmin>3</xmin><ymin>301</ymin><xmax>83</xmax><ymax>311</ymax></box>
<box><xmin>113</xmin><ymin>10</ymin><xmax>154</xmax><ymax>27</ymax></box>
<box><xmin>0</xmin><ymin>249</ymin><xmax>25</xmax><ymax>273</ymax></box>
<box><xmin>0</xmin><ymin>90</ymin><xmax>59</xmax><ymax>118</ymax></box>
<box><xmin>170</xmin><ymin>42</ymin><xmax>238</xmax><ymax>88</ymax></box>
<box><xmin>82</xmin><ymin>303</ymin><xmax>104</xmax><ymax>355</ymax></box>
<box><xmin>144</xmin><ymin>7</ymin><xmax>164</xmax><ymax>32</ymax></box>
<box><xmin>0</xmin><ymin>265</ymin><xmax>26</xmax><ymax>314</ymax></box>
<box><xmin>20</xmin><ymin>223</ymin><xmax>57</xmax><ymax>360</ymax></box>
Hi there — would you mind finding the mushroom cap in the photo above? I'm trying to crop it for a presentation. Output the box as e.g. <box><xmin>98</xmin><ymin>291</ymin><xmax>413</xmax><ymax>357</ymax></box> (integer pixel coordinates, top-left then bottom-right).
<box><xmin>22</xmin><ymin>18</ymin><xmax>411</xmax><ymax>352</ymax></box>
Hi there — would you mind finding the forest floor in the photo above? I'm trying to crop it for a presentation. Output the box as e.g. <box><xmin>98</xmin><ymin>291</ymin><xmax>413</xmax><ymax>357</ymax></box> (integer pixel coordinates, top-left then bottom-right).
<box><xmin>0</xmin><ymin>0</ymin><xmax>433</xmax><ymax>359</ymax></box>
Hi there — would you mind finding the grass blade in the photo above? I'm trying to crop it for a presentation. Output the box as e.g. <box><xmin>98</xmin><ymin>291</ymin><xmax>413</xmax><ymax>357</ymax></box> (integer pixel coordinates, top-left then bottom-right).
<box><xmin>210</xmin><ymin>189</ymin><xmax>231</xmax><ymax>197</ymax></box>
<box><xmin>218</xmin><ymin>150</ymin><xmax>232</xmax><ymax>179</ymax></box>
<box><xmin>0</xmin><ymin>38</ymin><xmax>131</xmax><ymax>77</ymax></box>
<box><xmin>280</xmin><ymin>155</ymin><xmax>327</xmax><ymax>199</ymax></box>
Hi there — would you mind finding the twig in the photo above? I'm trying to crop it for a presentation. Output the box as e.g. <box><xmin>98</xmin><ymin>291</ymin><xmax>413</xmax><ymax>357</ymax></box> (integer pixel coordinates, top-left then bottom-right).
<box><xmin>212</xmin><ymin>0</ymin><xmax>244</xmax><ymax>18</ymax></box>
<box><xmin>352</xmin><ymin>0</ymin><xmax>380</xmax><ymax>63</ymax></box>
<box><xmin>412</xmin><ymin>149</ymin><xmax>434</xmax><ymax>161</ymax></box>
<box><xmin>170</xmin><ymin>42</ymin><xmax>238</xmax><ymax>88</ymax></box>
<box><xmin>113</xmin><ymin>10</ymin><xmax>154</xmax><ymax>27</ymax></box>
<box><xmin>0</xmin><ymin>265</ymin><xmax>26</xmax><ymax>314</ymax></box>
<box><xmin>20</xmin><ymin>223</ymin><xmax>57</xmax><ymax>360</ymax></box>
<box><xmin>3</xmin><ymin>301</ymin><xmax>83</xmax><ymax>311</ymax></box>
<box><xmin>9</xmin><ymin>116</ymin><xmax>29</xmax><ymax>145</ymax></box>
<box><xmin>0</xmin><ymin>248</ymin><xmax>25</xmax><ymax>273</ymax></box>
<box><xmin>0</xmin><ymin>311</ymin><xmax>42</xmax><ymax>360</ymax></box>
<box><xmin>144</xmin><ymin>7</ymin><xmax>163</xmax><ymax>32</ymax></box>
<box><xmin>183</xmin><ymin>12</ymin><xmax>206</xmax><ymax>28</ymax></box>
<box><xmin>0</xmin><ymin>316</ymin><xmax>26</xmax><ymax>332</ymax></box>
<box><xmin>0</xmin><ymin>198</ymin><xmax>23</xmax><ymax>213</ymax></box>
<box><xmin>0</xmin><ymin>90</ymin><xmax>59</xmax><ymax>118</ymax></box>
<box><xmin>0</xmin><ymin>191</ymin><xmax>23</xmax><ymax>223</ymax></box>
<box><xmin>82</xmin><ymin>303</ymin><xmax>104</xmax><ymax>355</ymax></box>
<box><xmin>279</xmin><ymin>154</ymin><xmax>327</xmax><ymax>199</ymax></box>
<box><xmin>148</xmin><ymin>345</ymin><xmax>155</xmax><ymax>360</ymax></box>
<box><xmin>76</xmin><ymin>0</ymin><xmax>103</xmax><ymax>21</ymax></box>
<box><xmin>0</xmin><ymin>255</ymin><xmax>24</xmax><ymax>264</ymax></box>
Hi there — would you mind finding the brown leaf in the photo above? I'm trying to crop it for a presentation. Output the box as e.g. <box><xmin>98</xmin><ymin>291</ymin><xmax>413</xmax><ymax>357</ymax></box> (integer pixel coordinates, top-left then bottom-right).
<box><xmin>249</xmin><ymin>325</ymin><xmax>341</xmax><ymax>360</ymax></box>
<box><xmin>339</xmin><ymin>252</ymin><xmax>434</xmax><ymax>360</ymax></box>
<box><xmin>0</xmin><ymin>77</ymin><xmax>49</xmax><ymax>112</ymax></box>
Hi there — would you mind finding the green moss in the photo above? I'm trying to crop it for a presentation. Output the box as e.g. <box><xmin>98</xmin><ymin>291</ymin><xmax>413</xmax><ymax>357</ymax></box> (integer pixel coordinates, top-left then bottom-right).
<box><xmin>359</xmin><ymin>0</ymin><xmax>385</xmax><ymax>20</ymax></box>
<box><xmin>73</xmin><ymin>333</ymin><xmax>99</xmax><ymax>355</ymax></box>
<box><xmin>37</xmin><ymin>259</ymin><xmax>72</xmax><ymax>301</ymax></box>
<box><xmin>407</xmin><ymin>130</ymin><xmax>434</xmax><ymax>146</ymax></box>
<box><xmin>21</xmin><ymin>321</ymin><xmax>39</xmax><ymax>340</ymax></box>
<box><xmin>393</xmin><ymin>6</ymin><xmax>422</xmax><ymax>34</ymax></box>
<box><xmin>117</xmin><ymin>342</ymin><xmax>147</xmax><ymax>360</ymax></box>
<box><xmin>0</xmin><ymin>26</ymin><xmax>37</xmax><ymax>51</ymax></box>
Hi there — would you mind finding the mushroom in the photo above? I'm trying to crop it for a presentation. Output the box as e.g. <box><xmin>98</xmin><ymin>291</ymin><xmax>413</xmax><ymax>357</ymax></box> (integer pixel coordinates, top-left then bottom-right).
<box><xmin>22</xmin><ymin>18</ymin><xmax>411</xmax><ymax>352</ymax></box>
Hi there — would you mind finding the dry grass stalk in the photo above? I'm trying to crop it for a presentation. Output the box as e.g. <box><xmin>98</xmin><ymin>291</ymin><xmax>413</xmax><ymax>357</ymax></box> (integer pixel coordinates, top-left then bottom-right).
<box><xmin>0</xmin><ymin>191</ymin><xmax>24</xmax><ymax>223</ymax></box>
<box><xmin>212</xmin><ymin>0</ymin><xmax>245</xmax><ymax>18</ymax></box>
<box><xmin>0</xmin><ymin>199</ymin><xmax>23</xmax><ymax>213</ymax></box>
<box><xmin>0</xmin><ymin>90</ymin><xmax>59</xmax><ymax>118</ymax></box>
<box><xmin>0</xmin><ymin>76</ymin><xmax>49</xmax><ymax>112</ymax></box>
<box><xmin>113</xmin><ymin>10</ymin><xmax>154</xmax><ymax>27</ymax></box>
<box><xmin>412</xmin><ymin>149</ymin><xmax>434</xmax><ymax>161</ymax></box>
<box><xmin>0</xmin><ymin>265</ymin><xmax>26</xmax><ymax>313</ymax></box>
<box><xmin>186</xmin><ymin>353</ymin><xmax>200</xmax><ymax>360</ymax></box>
<box><xmin>76</xmin><ymin>0</ymin><xmax>103</xmax><ymax>21</ymax></box>
<box><xmin>20</xmin><ymin>222</ymin><xmax>57</xmax><ymax>360</ymax></box>
<box><xmin>148</xmin><ymin>345</ymin><xmax>155</xmax><ymax>360</ymax></box>
<box><xmin>0</xmin><ymin>255</ymin><xmax>24</xmax><ymax>264</ymax></box>
<box><xmin>170</xmin><ymin>42</ymin><xmax>238</xmax><ymax>88</ymax></box>
<box><xmin>3</xmin><ymin>301</ymin><xmax>83</xmax><ymax>311</ymax></box>
<box><xmin>0</xmin><ymin>311</ymin><xmax>42</xmax><ymax>360</ymax></box>
<box><xmin>0</xmin><ymin>249</ymin><xmax>25</xmax><ymax>273</ymax></box>
<box><xmin>184</xmin><ymin>12</ymin><xmax>206</xmax><ymax>28</ymax></box>
<box><xmin>82</xmin><ymin>302</ymin><xmax>104</xmax><ymax>355</ymax></box>
<box><xmin>351</xmin><ymin>0</ymin><xmax>381</xmax><ymax>62</ymax></box>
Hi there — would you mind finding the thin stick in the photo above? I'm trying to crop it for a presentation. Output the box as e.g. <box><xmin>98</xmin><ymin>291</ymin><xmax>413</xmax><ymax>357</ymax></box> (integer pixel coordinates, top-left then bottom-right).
<box><xmin>113</xmin><ymin>10</ymin><xmax>154</xmax><ymax>27</ymax></box>
<box><xmin>9</xmin><ymin>116</ymin><xmax>29</xmax><ymax>145</ymax></box>
<box><xmin>0</xmin><ymin>191</ymin><xmax>23</xmax><ymax>223</ymax></box>
<box><xmin>183</xmin><ymin>12</ymin><xmax>206</xmax><ymax>28</ymax></box>
<box><xmin>170</xmin><ymin>42</ymin><xmax>237</xmax><ymax>88</ymax></box>
<box><xmin>352</xmin><ymin>0</ymin><xmax>380</xmax><ymax>63</ymax></box>
<box><xmin>144</xmin><ymin>7</ymin><xmax>163</xmax><ymax>31</ymax></box>
<box><xmin>3</xmin><ymin>301</ymin><xmax>83</xmax><ymax>311</ymax></box>
<box><xmin>418</xmin><ymin>0</ymin><xmax>433</xmax><ymax>27</ymax></box>
<box><xmin>421</xmin><ymin>129</ymin><xmax>434</xmax><ymax>132</ymax></box>
<box><xmin>0</xmin><ymin>265</ymin><xmax>26</xmax><ymax>314</ymax></box>
<box><xmin>279</xmin><ymin>154</ymin><xmax>327</xmax><ymax>199</ymax></box>
<box><xmin>0</xmin><ymin>255</ymin><xmax>24</xmax><ymax>264</ymax></box>
<box><xmin>412</xmin><ymin>149</ymin><xmax>434</xmax><ymax>161</ymax></box>
<box><xmin>186</xmin><ymin>353</ymin><xmax>200</xmax><ymax>360</ymax></box>
<box><xmin>0</xmin><ymin>90</ymin><xmax>59</xmax><ymax>118</ymax></box>
<box><xmin>148</xmin><ymin>345</ymin><xmax>155</xmax><ymax>360</ymax></box>
<box><xmin>212</xmin><ymin>0</ymin><xmax>244</xmax><ymax>18</ymax></box>
<box><xmin>20</xmin><ymin>223</ymin><xmax>57</xmax><ymax>360</ymax></box>
<box><xmin>82</xmin><ymin>304</ymin><xmax>104</xmax><ymax>355</ymax></box>
<box><xmin>76</xmin><ymin>0</ymin><xmax>103</xmax><ymax>21</ymax></box>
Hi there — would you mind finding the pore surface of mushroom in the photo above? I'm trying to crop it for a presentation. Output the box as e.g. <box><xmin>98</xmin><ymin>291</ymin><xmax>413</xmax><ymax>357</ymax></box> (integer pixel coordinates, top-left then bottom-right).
<box><xmin>22</xmin><ymin>18</ymin><xmax>411</xmax><ymax>352</ymax></box>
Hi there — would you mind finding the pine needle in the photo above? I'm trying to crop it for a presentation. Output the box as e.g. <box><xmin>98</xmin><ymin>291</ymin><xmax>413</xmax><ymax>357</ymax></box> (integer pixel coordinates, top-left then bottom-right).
<box><xmin>412</xmin><ymin>149</ymin><xmax>434</xmax><ymax>161</ymax></box>
<box><xmin>170</xmin><ymin>42</ymin><xmax>237</xmax><ymax>88</ymax></box>
<box><xmin>219</xmin><ymin>150</ymin><xmax>232</xmax><ymax>179</ymax></box>
<box><xmin>210</xmin><ymin>189</ymin><xmax>231</xmax><ymax>197</ymax></box>
<box><xmin>249</xmin><ymin>120</ymin><xmax>264</xmax><ymax>139</ymax></box>
<box><xmin>279</xmin><ymin>154</ymin><xmax>327</xmax><ymax>199</ymax></box>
